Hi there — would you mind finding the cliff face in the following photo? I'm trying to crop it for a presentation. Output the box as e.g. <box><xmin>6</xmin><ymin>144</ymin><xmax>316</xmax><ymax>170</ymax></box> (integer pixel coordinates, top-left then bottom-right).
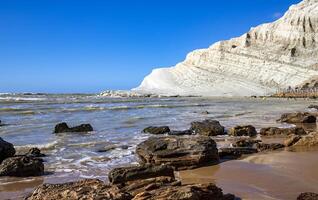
<box><xmin>134</xmin><ymin>0</ymin><xmax>318</xmax><ymax>96</ymax></box>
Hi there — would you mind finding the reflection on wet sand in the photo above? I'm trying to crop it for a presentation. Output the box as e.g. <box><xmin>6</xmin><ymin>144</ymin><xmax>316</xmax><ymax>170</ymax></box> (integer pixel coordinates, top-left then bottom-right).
<box><xmin>178</xmin><ymin>148</ymin><xmax>318</xmax><ymax>200</ymax></box>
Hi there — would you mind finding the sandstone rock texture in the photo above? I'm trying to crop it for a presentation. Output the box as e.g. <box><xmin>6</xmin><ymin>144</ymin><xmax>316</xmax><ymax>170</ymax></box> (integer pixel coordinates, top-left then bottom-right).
<box><xmin>143</xmin><ymin>126</ymin><xmax>170</xmax><ymax>135</ymax></box>
<box><xmin>136</xmin><ymin>136</ymin><xmax>219</xmax><ymax>170</ymax></box>
<box><xmin>278</xmin><ymin>112</ymin><xmax>317</xmax><ymax>124</ymax></box>
<box><xmin>228</xmin><ymin>125</ymin><xmax>257</xmax><ymax>137</ymax></box>
<box><xmin>190</xmin><ymin>120</ymin><xmax>225</xmax><ymax>136</ymax></box>
<box><xmin>0</xmin><ymin>156</ymin><xmax>44</xmax><ymax>177</ymax></box>
<box><xmin>260</xmin><ymin>127</ymin><xmax>307</xmax><ymax>136</ymax></box>
<box><xmin>134</xmin><ymin>0</ymin><xmax>318</xmax><ymax>96</ymax></box>
<box><xmin>293</xmin><ymin>132</ymin><xmax>318</xmax><ymax>146</ymax></box>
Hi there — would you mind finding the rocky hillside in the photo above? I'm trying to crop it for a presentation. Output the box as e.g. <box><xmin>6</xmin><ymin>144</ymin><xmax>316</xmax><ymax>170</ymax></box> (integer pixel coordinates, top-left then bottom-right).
<box><xmin>134</xmin><ymin>0</ymin><xmax>318</xmax><ymax>96</ymax></box>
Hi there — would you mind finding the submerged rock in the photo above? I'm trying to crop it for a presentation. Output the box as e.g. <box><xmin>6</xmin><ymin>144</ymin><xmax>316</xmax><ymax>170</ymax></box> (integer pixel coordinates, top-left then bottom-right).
<box><xmin>228</xmin><ymin>125</ymin><xmax>257</xmax><ymax>137</ymax></box>
<box><xmin>293</xmin><ymin>132</ymin><xmax>318</xmax><ymax>147</ymax></box>
<box><xmin>54</xmin><ymin>122</ymin><xmax>93</xmax><ymax>133</ymax></box>
<box><xmin>278</xmin><ymin>112</ymin><xmax>316</xmax><ymax>124</ymax></box>
<box><xmin>132</xmin><ymin>183</ymin><xmax>235</xmax><ymax>200</ymax></box>
<box><xmin>0</xmin><ymin>137</ymin><xmax>16</xmax><ymax>163</ymax></box>
<box><xmin>143</xmin><ymin>126</ymin><xmax>170</xmax><ymax>135</ymax></box>
<box><xmin>26</xmin><ymin>179</ymin><xmax>132</xmax><ymax>200</ymax></box>
<box><xmin>260</xmin><ymin>127</ymin><xmax>307</xmax><ymax>136</ymax></box>
<box><xmin>297</xmin><ymin>192</ymin><xmax>318</xmax><ymax>200</ymax></box>
<box><xmin>218</xmin><ymin>147</ymin><xmax>258</xmax><ymax>159</ymax></box>
<box><xmin>108</xmin><ymin>164</ymin><xmax>174</xmax><ymax>185</ymax></box>
<box><xmin>136</xmin><ymin>136</ymin><xmax>219</xmax><ymax>170</ymax></box>
<box><xmin>0</xmin><ymin>156</ymin><xmax>44</xmax><ymax>177</ymax></box>
<box><xmin>190</xmin><ymin>120</ymin><xmax>225</xmax><ymax>136</ymax></box>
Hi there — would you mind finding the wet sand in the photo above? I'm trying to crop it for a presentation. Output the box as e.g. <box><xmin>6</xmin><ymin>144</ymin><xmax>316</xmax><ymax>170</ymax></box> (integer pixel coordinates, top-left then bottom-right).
<box><xmin>178</xmin><ymin>148</ymin><xmax>318</xmax><ymax>200</ymax></box>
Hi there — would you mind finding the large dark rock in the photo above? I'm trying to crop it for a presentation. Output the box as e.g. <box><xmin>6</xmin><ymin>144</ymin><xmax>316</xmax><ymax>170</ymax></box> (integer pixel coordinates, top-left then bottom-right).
<box><xmin>136</xmin><ymin>136</ymin><xmax>219</xmax><ymax>170</ymax></box>
<box><xmin>26</xmin><ymin>179</ymin><xmax>132</xmax><ymax>200</ymax></box>
<box><xmin>54</xmin><ymin>122</ymin><xmax>93</xmax><ymax>133</ymax></box>
<box><xmin>190</xmin><ymin>120</ymin><xmax>225</xmax><ymax>136</ymax></box>
<box><xmin>108</xmin><ymin>164</ymin><xmax>174</xmax><ymax>185</ymax></box>
<box><xmin>297</xmin><ymin>192</ymin><xmax>318</xmax><ymax>200</ymax></box>
<box><xmin>0</xmin><ymin>156</ymin><xmax>44</xmax><ymax>177</ymax></box>
<box><xmin>0</xmin><ymin>137</ymin><xmax>16</xmax><ymax>163</ymax></box>
<box><xmin>132</xmin><ymin>183</ymin><xmax>236</xmax><ymax>200</ymax></box>
<box><xmin>228</xmin><ymin>125</ymin><xmax>257</xmax><ymax>137</ymax></box>
<box><xmin>143</xmin><ymin>126</ymin><xmax>170</xmax><ymax>135</ymax></box>
<box><xmin>278</xmin><ymin>112</ymin><xmax>316</xmax><ymax>124</ymax></box>
<box><xmin>260</xmin><ymin>127</ymin><xmax>307</xmax><ymax>136</ymax></box>
<box><xmin>218</xmin><ymin>147</ymin><xmax>258</xmax><ymax>159</ymax></box>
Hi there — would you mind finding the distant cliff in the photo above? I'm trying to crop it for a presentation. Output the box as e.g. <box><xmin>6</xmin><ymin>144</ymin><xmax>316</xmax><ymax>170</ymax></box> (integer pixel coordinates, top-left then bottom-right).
<box><xmin>134</xmin><ymin>0</ymin><xmax>318</xmax><ymax>96</ymax></box>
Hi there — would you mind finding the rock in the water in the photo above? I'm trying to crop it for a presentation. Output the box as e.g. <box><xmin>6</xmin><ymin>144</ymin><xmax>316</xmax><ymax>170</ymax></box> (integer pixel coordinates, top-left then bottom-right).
<box><xmin>232</xmin><ymin>139</ymin><xmax>261</xmax><ymax>148</ymax></box>
<box><xmin>143</xmin><ymin>126</ymin><xmax>170</xmax><ymax>135</ymax></box>
<box><xmin>108</xmin><ymin>164</ymin><xmax>174</xmax><ymax>185</ymax></box>
<box><xmin>293</xmin><ymin>132</ymin><xmax>318</xmax><ymax>147</ymax></box>
<box><xmin>168</xmin><ymin>130</ymin><xmax>193</xmax><ymax>136</ymax></box>
<box><xmin>132</xmin><ymin>183</ymin><xmax>235</xmax><ymax>200</ymax></box>
<box><xmin>136</xmin><ymin>136</ymin><xmax>219</xmax><ymax>170</ymax></box>
<box><xmin>278</xmin><ymin>112</ymin><xmax>316</xmax><ymax>124</ymax></box>
<box><xmin>308</xmin><ymin>105</ymin><xmax>318</xmax><ymax>110</ymax></box>
<box><xmin>284</xmin><ymin>135</ymin><xmax>302</xmax><ymax>147</ymax></box>
<box><xmin>255</xmin><ymin>143</ymin><xmax>285</xmax><ymax>152</ymax></box>
<box><xmin>0</xmin><ymin>156</ymin><xmax>44</xmax><ymax>177</ymax></box>
<box><xmin>260</xmin><ymin>127</ymin><xmax>307</xmax><ymax>136</ymax></box>
<box><xmin>54</xmin><ymin>122</ymin><xmax>93</xmax><ymax>133</ymax></box>
<box><xmin>26</xmin><ymin>179</ymin><xmax>132</xmax><ymax>200</ymax></box>
<box><xmin>0</xmin><ymin>137</ymin><xmax>16</xmax><ymax>163</ymax></box>
<box><xmin>190</xmin><ymin>120</ymin><xmax>225</xmax><ymax>136</ymax></box>
<box><xmin>297</xmin><ymin>192</ymin><xmax>318</xmax><ymax>200</ymax></box>
<box><xmin>218</xmin><ymin>147</ymin><xmax>258</xmax><ymax>159</ymax></box>
<box><xmin>26</xmin><ymin>148</ymin><xmax>46</xmax><ymax>157</ymax></box>
<box><xmin>228</xmin><ymin>125</ymin><xmax>257</xmax><ymax>137</ymax></box>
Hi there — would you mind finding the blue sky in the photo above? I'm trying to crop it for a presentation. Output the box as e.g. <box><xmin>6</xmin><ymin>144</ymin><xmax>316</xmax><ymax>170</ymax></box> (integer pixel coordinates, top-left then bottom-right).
<box><xmin>0</xmin><ymin>0</ymin><xmax>300</xmax><ymax>93</ymax></box>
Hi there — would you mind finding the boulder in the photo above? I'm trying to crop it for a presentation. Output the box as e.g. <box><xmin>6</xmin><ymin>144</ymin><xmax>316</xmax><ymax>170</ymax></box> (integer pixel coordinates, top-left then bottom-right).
<box><xmin>255</xmin><ymin>143</ymin><xmax>285</xmax><ymax>152</ymax></box>
<box><xmin>0</xmin><ymin>156</ymin><xmax>44</xmax><ymax>177</ymax></box>
<box><xmin>260</xmin><ymin>127</ymin><xmax>307</xmax><ymax>136</ymax></box>
<box><xmin>54</xmin><ymin>122</ymin><xmax>93</xmax><ymax>133</ymax></box>
<box><xmin>136</xmin><ymin>136</ymin><xmax>219</xmax><ymax>170</ymax></box>
<box><xmin>293</xmin><ymin>132</ymin><xmax>318</xmax><ymax>147</ymax></box>
<box><xmin>168</xmin><ymin>130</ymin><xmax>193</xmax><ymax>136</ymax></box>
<box><xmin>218</xmin><ymin>147</ymin><xmax>258</xmax><ymax>159</ymax></box>
<box><xmin>0</xmin><ymin>137</ymin><xmax>16</xmax><ymax>163</ymax></box>
<box><xmin>284</xmin><ymin>135</ymin><xmax>302</xmax><ymax>147</ymax></box>
<box><xmin>297</xmin><ymin>193</ymin><xmax>318</xmax><ymax>200</ymax></box>
<box><xmin>232</xmin><ymin>139</ymin><xmax>261</xmax><ymax>148</ymax></box>
<box><xmin>143</xmin><ymin>126</ymin><xmax>170</xmax><ymax>135</ymax></box>
<box><xmin>132</xmin><ymin>183</ymin><xmax>235</xmax><ymax>200</ymax></box>
<box><xmin>190</xmin><ymin>120</ymin><xmax>225</xmax><ymax>136</ymax></box>
<box><xmin>108</xmin><ymin>164</ymin><xmax>174</xmax><ymax>185</ymax></box>
<box><xmin>25</xmin><ymin>179</ymin><xmax>132</xmax><ymax>200</ymax></box>
<box><xmin>228</xmin><ymin>125</ymin><xmax>257</xmax><ymax>137</ymax></box>
<box><xmin>278</xmin><ymin>112</ymin><xmax>316</xmax><ymax>124</ymax></box>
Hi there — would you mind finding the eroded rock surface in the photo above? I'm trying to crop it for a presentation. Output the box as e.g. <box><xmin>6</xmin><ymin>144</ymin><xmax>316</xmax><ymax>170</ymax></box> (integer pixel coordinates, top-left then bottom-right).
<box><xmin>136</xmin><ymin>136</ymin><xmax>219</xmax><ymax>170</ymax></box>
<box><xmin>0</xmin><ymin>156</ymin><xmax>44</xmax><ymax>177</ymax></box>
<box><xmin>143</xmin><ymin>126</ymin><xmax>170</xmax><ymax>135</ymax></box>
<box><xmin>297</xmin><ymin>192</ymin><xmax>318</xmax><ymax>200</ymax></box>
<box><xmin>260</xmin><ymin>127</ymin><xmax>307</xmax><ymax>136</ymax></box>
<box><xmin>190</xmin><ymin>120</ymin><xmax>225</xmax><ymax>136</ymax></box>
<box><xmin>293</xmin><ymin>132</ymin><xmax>318</xmax><ymax>147</ymax></box>
<box><xmin>278</xmin><ymin>112</ymin><xmax>316</xmax><ymax>124</ymax></box>
<box><xmin>228</xmin><ymin>125</ymin><xmax>257</xmax><ymax>137</ymax></box>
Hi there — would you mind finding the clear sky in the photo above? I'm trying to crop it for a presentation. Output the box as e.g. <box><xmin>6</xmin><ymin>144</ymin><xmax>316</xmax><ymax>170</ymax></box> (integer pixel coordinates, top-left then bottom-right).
<box><xmin>0</xmin><ymin>0</ymin><xmax>301</xmax><ymax>93</ymax></box>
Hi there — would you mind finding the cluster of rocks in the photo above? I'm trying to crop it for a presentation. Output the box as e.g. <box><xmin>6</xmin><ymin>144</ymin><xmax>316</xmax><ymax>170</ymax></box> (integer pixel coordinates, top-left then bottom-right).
<box><xmin>0</xmin><ymin>137</ymin><xmax>45</xmax><ymax>177</ymax></box>
<box><xmin>26</xmin><ymin>164</ymin><xmax>237</xmax><ymax>200</ymax></box>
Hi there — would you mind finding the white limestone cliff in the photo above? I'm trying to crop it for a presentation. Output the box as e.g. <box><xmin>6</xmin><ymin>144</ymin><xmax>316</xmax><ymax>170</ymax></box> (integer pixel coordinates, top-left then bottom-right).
<box><xmin>134</xmin><ymin>0</ymin><xmax>318</xmax><ymax>96</ymax></box>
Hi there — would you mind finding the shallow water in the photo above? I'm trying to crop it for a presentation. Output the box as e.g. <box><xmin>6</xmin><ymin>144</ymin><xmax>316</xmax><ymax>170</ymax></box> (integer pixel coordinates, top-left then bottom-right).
<box><xmin>0</xmin><ymin>93</ymin><xmax>317</xmax><ymax>199</ymax></box>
